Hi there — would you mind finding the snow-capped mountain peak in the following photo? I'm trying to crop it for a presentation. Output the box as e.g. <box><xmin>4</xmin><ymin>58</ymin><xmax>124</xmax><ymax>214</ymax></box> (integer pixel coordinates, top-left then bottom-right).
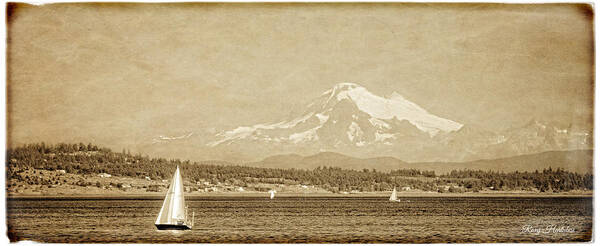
<box><xmin>321</xmin><ymin>82</ymin><xmax>462</xmax><ymax>136</ymax></box>
<box><xmin>200</xmin><ymin>83</ymin><xmax>591</xmax><ymax>163</ymax></box>
<box><xmin>152</xmin><ymin>132</ymin><xmax>194</xmax><ymax>144</ymax></box>
<box><xmin>208</xmin><ymin>83</ymin><xmax>463</xmax><ymax>147</ymax></box>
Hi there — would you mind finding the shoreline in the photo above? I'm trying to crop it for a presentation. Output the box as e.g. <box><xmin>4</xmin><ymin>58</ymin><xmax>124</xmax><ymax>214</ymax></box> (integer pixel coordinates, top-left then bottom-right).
<box><xmin>7</xmin><ymin>191</ymin><xmax>593</xmax><ymax>199</ymax></box>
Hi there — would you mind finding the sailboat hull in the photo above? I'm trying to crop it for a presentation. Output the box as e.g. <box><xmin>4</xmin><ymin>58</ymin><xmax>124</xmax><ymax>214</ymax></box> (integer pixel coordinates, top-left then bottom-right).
<box><xmin>155</xmin><ymin>224</ymin><xmax>192</xmax><ymax>230</ymax></box>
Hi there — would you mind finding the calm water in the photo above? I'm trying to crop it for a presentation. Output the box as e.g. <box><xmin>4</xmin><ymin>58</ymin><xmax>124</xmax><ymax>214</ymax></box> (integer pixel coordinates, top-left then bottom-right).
<box><xmin>6</xmin><ymin>196</ymin><xmax>592</xmax><ymax>243</ymax></box>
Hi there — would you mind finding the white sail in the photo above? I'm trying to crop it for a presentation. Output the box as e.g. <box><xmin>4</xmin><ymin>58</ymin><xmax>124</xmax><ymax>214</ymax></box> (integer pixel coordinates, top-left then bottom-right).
<box><xmin>155</xmin><ymin>166</ymin><xmax>187</xmax><ymax>225</ymax></box>
<box><xmin>389</xmin><ymin>187</ymin><xmax>398</xmax><ymax>201</ymax></box>
<box><xmin>269</xmin><ymin>190</ymin><xmax>275</xmax><ymax>199</ymax></box>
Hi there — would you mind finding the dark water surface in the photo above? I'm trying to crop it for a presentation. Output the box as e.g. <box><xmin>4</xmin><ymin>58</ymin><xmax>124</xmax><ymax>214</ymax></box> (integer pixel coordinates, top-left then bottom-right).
<box><xmin>6</xmin><ymin>196</ymin><xmax>592</xmax><ymax>243</ymax></box>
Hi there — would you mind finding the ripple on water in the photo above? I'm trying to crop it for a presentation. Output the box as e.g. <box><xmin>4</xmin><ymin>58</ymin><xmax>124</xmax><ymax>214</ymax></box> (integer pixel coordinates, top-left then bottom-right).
<box><xmin>6</xmin><ymin>197</ymin><xmax>593</xmax><ymax>243</ymax></box>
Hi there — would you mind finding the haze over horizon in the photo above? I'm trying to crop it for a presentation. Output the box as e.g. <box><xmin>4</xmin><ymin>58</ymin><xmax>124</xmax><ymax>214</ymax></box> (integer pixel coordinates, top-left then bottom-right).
<box><xmin>7</xmin><ymin>3</ymin><xmax>593</xmax><ymax>162</ymax></box>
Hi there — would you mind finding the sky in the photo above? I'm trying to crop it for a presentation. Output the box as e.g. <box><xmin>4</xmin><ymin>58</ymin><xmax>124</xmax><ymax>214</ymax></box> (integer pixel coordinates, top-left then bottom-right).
<box><xmin>7</xmin><ymin>3</ymin><xmax>594</xmax><ymax>154</ymax></box>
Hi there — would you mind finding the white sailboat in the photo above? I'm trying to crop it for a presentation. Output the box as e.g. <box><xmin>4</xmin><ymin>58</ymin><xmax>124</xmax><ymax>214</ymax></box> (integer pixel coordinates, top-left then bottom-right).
<box><xmin>389</xmin><ymin>187</ymin><xmax>400</xmax><ymax>202</ymax></box>
<box><xmin>155</xmin><ymin>166</ymin><xmax>194</xmax><ymax>230</ymax></box>
<box><xmin>269</xmin><ymin>190</ymin><xmax>276</xmax><ymax>199</ymax></box>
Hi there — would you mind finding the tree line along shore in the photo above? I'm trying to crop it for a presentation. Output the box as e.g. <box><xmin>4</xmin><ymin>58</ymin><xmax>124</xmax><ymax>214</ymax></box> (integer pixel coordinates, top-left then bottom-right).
<box><xmin>6</xmin><ymin>143</ymin><xmax>593</xmax><ymax>196</ymax></box>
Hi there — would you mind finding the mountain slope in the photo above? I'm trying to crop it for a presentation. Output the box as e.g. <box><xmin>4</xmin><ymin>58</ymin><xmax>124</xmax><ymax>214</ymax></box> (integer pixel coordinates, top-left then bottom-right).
<box><xmin>208</xmin><ymin>83</ymin><xmax>462</xmax><ymax>147</ymax></box>
<box><xmin>201</xmin><ymin>82</ymin><xmax>591</xmax><ymax>163</ymax></box>
<box><xmin>253</xmin><ymin>152</ymin><xmax>409</xmax><ymax>171</ymax></box>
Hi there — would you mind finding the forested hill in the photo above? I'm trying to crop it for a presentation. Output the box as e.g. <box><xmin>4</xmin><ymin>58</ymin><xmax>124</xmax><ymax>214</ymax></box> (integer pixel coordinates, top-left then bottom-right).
<box><xmin>6</xmin><ymin>143</ymin><xmax>593</xmax><ymax>193</ymax></box>
<box><xmin>249</xmin><ymin>150</ymin><xmax>593</xmax><ymax>174</ymax></box>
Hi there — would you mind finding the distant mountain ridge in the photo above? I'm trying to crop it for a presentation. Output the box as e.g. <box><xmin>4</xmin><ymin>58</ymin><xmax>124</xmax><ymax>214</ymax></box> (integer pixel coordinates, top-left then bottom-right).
<box><xmin>204</xmin><ymin>82</ymin><xmax>591</xmax><ymax>163</ymax></box>
<box><xmin>254</xmin><ymin>152</ymin><xmax>409</xmax><ymax>171</ymax></box>
<box><xmin>246</xmin><ymin>150</ymin><xmax>592</xmax><ymax>174</ymax></box>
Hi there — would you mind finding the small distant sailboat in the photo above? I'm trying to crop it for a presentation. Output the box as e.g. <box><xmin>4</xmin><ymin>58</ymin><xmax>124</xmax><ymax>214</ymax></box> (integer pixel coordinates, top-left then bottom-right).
<box><xmin>389</xmin><ymin>187</ymin><xmax>400</xmax><ymax>202</ymax></box>
<box><xmin>155</xmin><ymin>166</ymin><xmax>194</xmax><ymax>230</ymax></box>
<box><xmin>269</xmin><ymin>190</ymin><xmax>276</xmax><ymax>199</ymax></box>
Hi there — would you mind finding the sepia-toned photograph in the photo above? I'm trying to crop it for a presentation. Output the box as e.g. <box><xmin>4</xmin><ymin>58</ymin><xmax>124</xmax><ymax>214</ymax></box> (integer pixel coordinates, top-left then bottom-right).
<box><xmin>4</xmin><ymin>2</ymin><xmax>594</xmax><ymax>243</ymax></box>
